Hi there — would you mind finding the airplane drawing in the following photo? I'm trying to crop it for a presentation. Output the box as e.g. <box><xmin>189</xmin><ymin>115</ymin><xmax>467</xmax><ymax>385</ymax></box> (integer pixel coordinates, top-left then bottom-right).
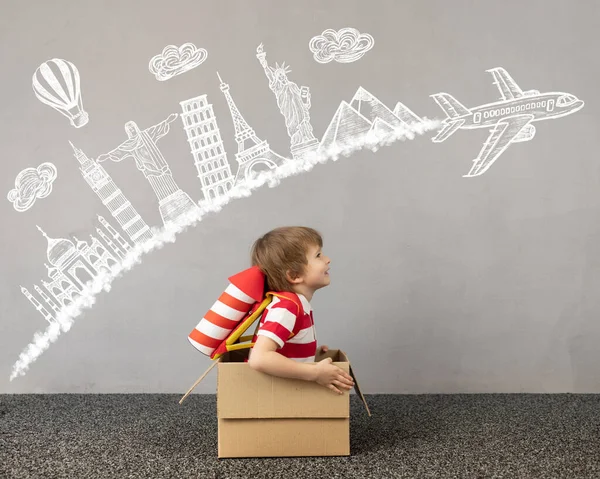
<box><xmin>430</xmin><ymin>67</ymin><xmax>584</xmax><ymax>177</ymax></box>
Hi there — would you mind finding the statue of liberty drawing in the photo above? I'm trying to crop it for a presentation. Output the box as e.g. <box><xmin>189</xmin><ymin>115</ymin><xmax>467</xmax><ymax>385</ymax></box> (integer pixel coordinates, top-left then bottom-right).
<box><xmin>256</xmin><ymin>44</ymin><xmax>318</xmax><ymax>158</ymax></box>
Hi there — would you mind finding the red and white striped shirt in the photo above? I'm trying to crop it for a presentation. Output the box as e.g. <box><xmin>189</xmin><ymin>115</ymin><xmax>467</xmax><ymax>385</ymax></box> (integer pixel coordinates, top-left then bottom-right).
<box><xmin>252</xmin><ymin>293</ymin><xmax>317</xmax><ymax>362</ymax></box>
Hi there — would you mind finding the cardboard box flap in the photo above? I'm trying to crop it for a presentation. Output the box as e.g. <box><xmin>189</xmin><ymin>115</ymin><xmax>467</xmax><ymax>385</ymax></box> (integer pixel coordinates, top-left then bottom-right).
<box><xmin>314</xmin><ymin>349</ymin><xmax>371</xmax><ymax>416</ymax></box>
<box><xmin>346</xmin><ymin>357</ymin><xmax>371</xmax><ymax>417</ymax></box>
<box><xmin>313</xmin><ymin>348</ymin><xmax>344</xmax><ymax>363</ymax></box>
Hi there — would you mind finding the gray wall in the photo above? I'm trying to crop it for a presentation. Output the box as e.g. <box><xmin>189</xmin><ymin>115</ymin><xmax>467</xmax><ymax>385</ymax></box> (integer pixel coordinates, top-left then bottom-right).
<box><xmin>2</xmin><ymin>0</ymin><xmax>599</xmax><ymax>394</ymax></box>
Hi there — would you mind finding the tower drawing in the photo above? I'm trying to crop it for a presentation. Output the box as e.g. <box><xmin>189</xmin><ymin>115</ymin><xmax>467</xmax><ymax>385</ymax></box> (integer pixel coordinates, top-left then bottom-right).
<box><xmin>21</xmin><ymin>286</ymin><xmax>54</xmax><ymax>324</ymax></box>
<box><xmin>97</xmin><ymin>215</ymin><xmax>130</xmax><ymax>258</ymax></box>
<box><xmin>180</xmin><ymin>95</ymin><xmax>234</xmax><ymax>203</ymax></box>
<box><xmin>217</xmin><ymin>72</ymin><xmax>290</xmax><ymax>185</ymax></box>
<box><xmin>69</xmin><ymin>142</ymin><xmax>154</xmax><ymax>244</ymax></box>
<box><xmin>34</xmin><ymin>284</ymin><xmax>60</xmax><ymax>315</ymax></box>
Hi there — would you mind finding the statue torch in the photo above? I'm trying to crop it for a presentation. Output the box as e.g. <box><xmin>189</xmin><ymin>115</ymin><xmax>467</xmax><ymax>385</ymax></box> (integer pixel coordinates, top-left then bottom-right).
<box><xmin>256</xmin><ymin>43</ymin><xmax>267</xmax><ymax>68</ymax></box>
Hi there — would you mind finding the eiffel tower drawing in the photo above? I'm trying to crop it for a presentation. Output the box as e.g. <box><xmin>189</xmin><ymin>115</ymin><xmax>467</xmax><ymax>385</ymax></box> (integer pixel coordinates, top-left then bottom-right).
<box><xmin>217</xmin><ymin>72</ymin><xmax>290</xmax><ymax>185</ymax></box>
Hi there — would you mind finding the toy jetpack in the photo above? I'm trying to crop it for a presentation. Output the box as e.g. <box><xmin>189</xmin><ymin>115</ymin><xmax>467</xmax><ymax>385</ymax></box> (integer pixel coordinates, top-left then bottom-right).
<box><xmin>179</xmin><ymin>265</ymin><xmax>303</xmax><ymax>404</ymax></box>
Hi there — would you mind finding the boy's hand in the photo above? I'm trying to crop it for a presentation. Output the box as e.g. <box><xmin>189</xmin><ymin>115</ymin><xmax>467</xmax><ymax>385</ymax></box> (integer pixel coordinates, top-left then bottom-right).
<box><xmin>318</xmin><ymin>344</ymin><xmax>329</xmax><ymax>354</ymax></box>
<box><xmin>314</xmin><ymin>357</ymin><xmax>354</xmax><ymax>395</ymax></box>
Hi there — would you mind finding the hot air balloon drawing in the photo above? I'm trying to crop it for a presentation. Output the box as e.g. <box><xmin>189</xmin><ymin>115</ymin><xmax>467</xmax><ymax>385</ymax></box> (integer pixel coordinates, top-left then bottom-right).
<box><xmin>32</xmin><ymin>58</ymin><xmax>89</xmax><ymax>128</ymax></box>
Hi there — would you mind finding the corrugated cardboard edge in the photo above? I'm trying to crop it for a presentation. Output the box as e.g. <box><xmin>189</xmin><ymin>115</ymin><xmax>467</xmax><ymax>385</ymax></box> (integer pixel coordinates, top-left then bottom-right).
<box><xmin>340</xmin><ymin>350</ymin><xmax>371</xmax><ymax>417</ymax></box>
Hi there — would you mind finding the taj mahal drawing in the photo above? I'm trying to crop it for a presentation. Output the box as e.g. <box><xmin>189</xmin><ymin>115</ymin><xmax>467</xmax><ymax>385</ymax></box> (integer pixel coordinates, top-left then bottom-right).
<box><xmin>21</xmin><ymin>216</ymin><xmax>131</xmax><ymax>325</ymax></box>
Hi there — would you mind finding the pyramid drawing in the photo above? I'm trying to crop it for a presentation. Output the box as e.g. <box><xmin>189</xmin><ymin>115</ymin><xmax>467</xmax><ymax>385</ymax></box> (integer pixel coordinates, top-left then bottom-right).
<box><xmin>319</xmin><ymin>86</ymin><xmax>426</xmax><ymax>154</ymax></box>
<box><xmin>318</xmin><ymin>101</ymin><xmax>372</xmax><ymax>153</ymax></box>
<box><xmin>367</xmin><ymin>117</ymin><xmax>395</xmax><ymax>143</ymax></box>
<box><xmin>350</xmin><ymin>87</ymin><xmax>407</xmax><ymax>129</ymax></box>
<box><xmin>393</xmin><ymin>101</ymin><xmax>423</xmax><ymax>125</ymax></box>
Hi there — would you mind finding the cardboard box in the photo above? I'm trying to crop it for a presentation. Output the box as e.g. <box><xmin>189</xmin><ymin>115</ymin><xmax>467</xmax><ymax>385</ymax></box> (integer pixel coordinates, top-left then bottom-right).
<box><xmin>216</xmin><ymin>348</ymin><xmax>370</xmax><ymax>458</ymax></box>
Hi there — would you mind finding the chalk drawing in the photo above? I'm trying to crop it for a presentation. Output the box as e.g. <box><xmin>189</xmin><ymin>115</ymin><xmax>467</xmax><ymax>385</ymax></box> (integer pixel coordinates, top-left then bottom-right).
<box><xmin>256</xmin><ymin>44</ymin><xmax>319</xmax><ymax>160</ymax></box>
<box><xmin>96</xmin><ymin>114</ymin><xmax>201</xmax><ymax>225</ymax></box>
<box><xmin>430</xmin><ymin>67</ymin><xmax>585</xmax><ymax>177</ymax></box>
<box><xmin>351</xmin><ymin>86</ymin><xmax>423</xmax><ymax>129</ymax></box>
<box><xmin>32</xmin><ymin>59</ymin><xmax>89</xmax><ymax>128</ymax></box>
<box><xmin>21</xmin><ymin>218</ymin><xmax>131</xmax><ymax>325</ymax></box>
<box><xmin>180</xmin><ymin>95</ymin><xmax>235</xmax><ymax>204</ymax></box>
<box><xmin>7</xmin><ymin>162</ymin><xmax>58</xmax><ymax>212</ymax></box>
<box><xmin>319</xmin><ymin>86</ymin><xmax>430</xmax><ymax>154</ymax></box>
<box><xmin>217</xmin><ymin>71</ymin><xmax>290</xmax><ymax>185</ymax></box>
<box><xmin>309</xmin><ymin>28</ymin><xmax>374</xmax><ymax>64</ymax></box>
<box><xmin>393</xmin><ymin>101</ymin><xmax>425</xmax><ymax>126</ymax></box>
<box><xmin>69</xmin><ymin>142</ymin><xmax>154</xmax><ymax>244</ymax></box>
<box><xmin>149</xmin><ymin>43</ymin><xmax>208</xmax><ymax>81</ymax></box>
<box><xmin>10</xmin><ymin>86</ymin><xmax>441</xmax><ymax>381</ymax></box>
<box><xmin>97</xmin><ymin>215</ymin><xmax>132</xmax><ymax>259</ymax></box>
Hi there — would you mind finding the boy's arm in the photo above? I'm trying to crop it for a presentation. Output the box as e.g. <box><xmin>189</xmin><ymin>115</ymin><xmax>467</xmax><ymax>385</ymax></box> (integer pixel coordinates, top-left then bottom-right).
<box><xmin>248</xmin><ymin>336</ymin><xmax>317</xmax><ymax>382</ymax></box>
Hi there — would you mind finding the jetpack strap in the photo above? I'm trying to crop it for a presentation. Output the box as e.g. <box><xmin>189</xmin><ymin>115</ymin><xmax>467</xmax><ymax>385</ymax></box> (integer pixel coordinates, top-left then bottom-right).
<box><xmin>210</xmin><ymin>294</ymin><xmax>275</xmax><ymax>360</ymax></box>
<box><xmin>265</xmin><ymin>291</ymin><xmax>305</xmax><ymax>340</ymax></box>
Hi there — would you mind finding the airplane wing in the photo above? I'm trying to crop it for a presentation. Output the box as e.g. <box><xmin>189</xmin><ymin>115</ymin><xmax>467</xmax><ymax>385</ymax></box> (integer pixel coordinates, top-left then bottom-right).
<box><xmin>486</xmin><ymin>67</ymin><xmax>524</xmax><ymax>101</ymax></box>
<box><xmin>465</xmin><ymin>114</ymin><xmax>534</xmax><ymax>177</ymax></box>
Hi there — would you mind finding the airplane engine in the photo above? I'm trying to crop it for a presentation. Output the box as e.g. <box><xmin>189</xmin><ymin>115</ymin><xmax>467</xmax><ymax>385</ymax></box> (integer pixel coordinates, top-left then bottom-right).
<box><xmin>512</xmin><ymin>124</ymin><xmax>536</xmax><ymax>143</ymax></box>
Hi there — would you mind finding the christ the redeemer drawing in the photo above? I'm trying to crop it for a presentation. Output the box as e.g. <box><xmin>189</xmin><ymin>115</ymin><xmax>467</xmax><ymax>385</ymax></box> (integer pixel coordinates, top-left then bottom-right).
<box><xmin>97</xmin><ymin>113</ymin><xmax>200</xmax><ymax>225</ymax></box>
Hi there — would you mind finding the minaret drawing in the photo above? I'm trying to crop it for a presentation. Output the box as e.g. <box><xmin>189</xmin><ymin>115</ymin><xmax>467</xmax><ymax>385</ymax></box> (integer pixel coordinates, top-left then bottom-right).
<box><xmin>70</xmin><ymin>142</ymin><xmax>154</xmax><ymax>244</ymax></box>
<box><xmin>34</xmin><ymin>284</ymin><xmax>60</xmax><ymax>315</ymax></box>
<box><xmin>97</xmin><ymin>215</ymin><xmax>130</xmax><ymax>257</ymax></box>
<box><xmin>179</xmin><ymin>95</ymin><xmax>234</xmax><ymax>203</ymax></box>
<box><xmin>21</xmin><ymin>286</ymin><xmax>55</xmax><ymax>324</ymax></box>
<box><xmin>217</xmin><ymin>72</ymin><xmax>290</xmax><ymax>185</ymax></box>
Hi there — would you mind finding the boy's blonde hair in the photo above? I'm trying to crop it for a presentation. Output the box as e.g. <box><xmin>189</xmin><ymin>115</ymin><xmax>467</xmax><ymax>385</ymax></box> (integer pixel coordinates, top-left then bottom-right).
<box><xmin>251</xmin><ymin>226</ymin><xmax>323</xmax><ymax>292</ymax></box>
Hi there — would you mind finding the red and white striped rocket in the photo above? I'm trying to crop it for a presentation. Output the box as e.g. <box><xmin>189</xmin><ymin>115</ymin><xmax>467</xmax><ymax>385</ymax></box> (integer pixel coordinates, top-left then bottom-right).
<box><xmin>188</xmin><ymin>266</ymin><xmax>266</xmax><ymax>357</ymax></box>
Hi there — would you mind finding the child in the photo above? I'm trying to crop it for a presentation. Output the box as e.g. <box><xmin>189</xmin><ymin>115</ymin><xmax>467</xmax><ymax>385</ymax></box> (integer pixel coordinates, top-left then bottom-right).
<box><xmin>247</xmin><ymin>226</ymin><xmax>354</xmax><ymax>395</ymax></box>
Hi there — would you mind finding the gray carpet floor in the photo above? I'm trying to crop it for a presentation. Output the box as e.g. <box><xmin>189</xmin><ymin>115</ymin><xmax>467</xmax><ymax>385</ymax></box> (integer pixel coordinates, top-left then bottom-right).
<box><xmin>1</xmin><ymin>394</ymin><xmax>599</xmax><ymax>478</ymax></box>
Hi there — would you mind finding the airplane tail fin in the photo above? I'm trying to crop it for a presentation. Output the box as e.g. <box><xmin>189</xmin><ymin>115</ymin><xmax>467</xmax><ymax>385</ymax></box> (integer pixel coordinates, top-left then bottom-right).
<box><xmin>429</xmin><ymin>93</ymin><xmax>471</xmax><ymax>143</ymax></box>
<box><xmin>430</xmin><ymin>93</ymin><xmax>471</xmax><ymax>119</ymax></box>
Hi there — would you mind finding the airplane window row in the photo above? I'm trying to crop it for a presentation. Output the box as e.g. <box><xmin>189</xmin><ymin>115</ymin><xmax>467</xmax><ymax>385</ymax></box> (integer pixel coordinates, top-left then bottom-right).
<box><xmin>482</xmin><ymin>101</ymin><xmax>547</xmax><ymax>119</ymax></box>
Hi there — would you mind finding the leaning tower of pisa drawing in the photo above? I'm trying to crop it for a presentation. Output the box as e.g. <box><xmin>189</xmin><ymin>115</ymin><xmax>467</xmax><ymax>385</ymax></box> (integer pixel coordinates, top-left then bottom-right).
<box><xmin>180</xmin><ymin>95</ymin><xmax>234</xmax><ymax>203</ymax></box>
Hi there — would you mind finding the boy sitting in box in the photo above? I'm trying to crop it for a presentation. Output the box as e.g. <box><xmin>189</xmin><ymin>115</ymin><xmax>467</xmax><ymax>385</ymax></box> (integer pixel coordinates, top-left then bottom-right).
<box><xmin>247</xmin><ymin>226</ymin><xmax>354</xmax><ymax>395</ymax></box>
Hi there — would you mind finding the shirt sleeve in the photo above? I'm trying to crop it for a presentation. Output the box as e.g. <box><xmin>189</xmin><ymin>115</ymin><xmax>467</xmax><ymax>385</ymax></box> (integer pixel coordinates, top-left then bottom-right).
<box><xmin>256</xmin><ymin>298</ymin><xmax>298</xmax><ymax>348</ymax></box>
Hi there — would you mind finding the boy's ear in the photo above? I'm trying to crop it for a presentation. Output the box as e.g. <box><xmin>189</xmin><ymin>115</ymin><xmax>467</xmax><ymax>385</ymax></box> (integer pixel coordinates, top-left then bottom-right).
<box><xmin>285</xmin><ymin>269</ymin><xmax>303</xmax><ymax>285</ymax></box>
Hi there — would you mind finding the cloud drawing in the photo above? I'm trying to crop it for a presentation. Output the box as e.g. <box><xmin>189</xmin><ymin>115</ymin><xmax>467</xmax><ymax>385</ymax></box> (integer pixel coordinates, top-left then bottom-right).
<box><xmin>149</xmin><ymin>43</ymin><xmax>208</xmax><ymax>81</ymax></box>
<box><xmin>7</xmin><ymin>162</ymin><xmax>58</xmax><ymax>212</ymax></box>
<box><xmin>309</xmin><ymin>28</ymin><xmax>374</xmax><ymax>64</ymax></box>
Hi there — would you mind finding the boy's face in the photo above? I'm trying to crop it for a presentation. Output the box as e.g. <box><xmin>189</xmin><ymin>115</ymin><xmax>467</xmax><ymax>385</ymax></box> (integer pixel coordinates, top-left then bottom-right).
<box><xmin>298</xmin><ymin>244</ymin><xmax>331</xmax><ymax>291</ymax></box>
